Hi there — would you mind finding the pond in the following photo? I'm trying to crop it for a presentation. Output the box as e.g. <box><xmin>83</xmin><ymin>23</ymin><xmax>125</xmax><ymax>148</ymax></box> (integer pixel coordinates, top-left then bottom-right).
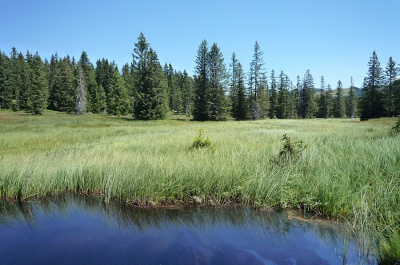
<box><xmin>0</xmin><ymin>196</ymin><xmax>376</xmax><ymax>265</ymax></box>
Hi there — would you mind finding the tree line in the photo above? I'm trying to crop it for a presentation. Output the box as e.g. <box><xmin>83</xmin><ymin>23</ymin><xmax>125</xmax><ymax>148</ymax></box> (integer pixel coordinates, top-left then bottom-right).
<box><xmin>0</xmin><ymin>32</ymin><xmax>399</xmax><ymax>120</ymax></box>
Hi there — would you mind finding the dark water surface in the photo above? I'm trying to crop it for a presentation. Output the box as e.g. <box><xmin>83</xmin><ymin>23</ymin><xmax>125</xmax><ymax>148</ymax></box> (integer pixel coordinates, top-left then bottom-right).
<box><xmin>0</xmin><ymin>196</ymin><xmax>376</xmax><ymax>265</ymax></box>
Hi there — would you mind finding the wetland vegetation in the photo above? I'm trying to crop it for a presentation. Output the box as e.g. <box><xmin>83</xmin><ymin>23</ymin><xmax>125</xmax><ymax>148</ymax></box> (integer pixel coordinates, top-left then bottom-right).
<box><xmin>0</xmin><ymin>110</ymin><xmax>399</xmax><ymax>263</ymax></box>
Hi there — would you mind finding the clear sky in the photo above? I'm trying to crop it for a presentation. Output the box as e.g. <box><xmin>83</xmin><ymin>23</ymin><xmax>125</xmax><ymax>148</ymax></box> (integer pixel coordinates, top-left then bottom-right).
<box><xmin>1</xmin><ymin>0</ymin><xmax>399</xmax><ymax>88</ymax></box>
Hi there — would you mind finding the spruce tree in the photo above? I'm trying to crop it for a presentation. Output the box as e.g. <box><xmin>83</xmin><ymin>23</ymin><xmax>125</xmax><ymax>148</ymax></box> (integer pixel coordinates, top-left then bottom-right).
<box><xmin>78</xmin><ymin>51</ymin><xmax>103</xmax><ymax>113</ymax></box>
<box><xmin>107</xmin><ymin>66</ymin><xmax>131</xmax><ymax>115</ymax></box>
<box><xmin>132</xmin><ymin>32</ymin><xmax>168</xmax><ymax>120</ymax></box>
<box><xmin>180</xmin><ymin>70</ymin><xmax>193</xmax><ymax>116</ymax></box>
<box><xmin>0</xmin><ymin>51</ymin><xmax>8</xmax><ymax>110</ymax></box>
<box><xmin>346</xmin><ymin>77</ymin><xmax>357</xmax><ymax>118</ymax></box>
<box><xmin>248</xmin><ymin>41</ymin><xmax>265</xmax><ymax>120</ymax></box>
<box><xmin>76</xmin><ymin>67</ymin><xmax>86</xmax><ymax>115</ymax></box>
<box><xmin>193</xmin><ymin>40</ymin><xmax>209</xmax><ymax>121</ymax></box>
<box><xmin>384</xmin><ymin>56</ymin><xmax>397</xmax><ymax>117</ymax></box>
<box><xmin>207</xmin><ymin>43</ymin><xmax>228</xmax><ymax>121</ymax></box>
<box><xmin>333</xmin><ymin>80</ymin><xmax>345</xmax><ymax>118</ymax></box>
<box><xmin>317</xmin><ymin>76</ymin><xmax>328</xmax><ymax>118</ymax></box>
<box><xmin>269</xmin><ymin>70</ymin><xmax>277</xmax><ymax>118</ymax></box>
<box><xmin>277</xmin><ymin>71</ymin><xmax>289</xmax><ymax>119</ymax></box>
<box><xmin>359</xmin><ymin>51</ymin><xmax>385</xmax><ymax>120</ymax></box>
<box><xmin>26</xmin><ymin>52</ymin><xmax>49</xmax><ymax>115</ymax></box>
<box><xmin>299</xmin><ymin>69</ymin><xmax>316</xmax><ymax>118</ymax></box>
<box><xmin>229</xmin><ymin>52</ymin><xmax>239</xmax><ymax>119</ymax></box>
<box><xmin>58</xmin><ymin>56</ymin><xmax>76</xmax><ymax>112</ymax></box>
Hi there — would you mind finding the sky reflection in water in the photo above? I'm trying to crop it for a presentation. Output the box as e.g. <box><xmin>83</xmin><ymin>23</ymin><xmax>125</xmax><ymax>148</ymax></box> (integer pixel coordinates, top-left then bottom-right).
<box><xmin>0</xmin><ymin>196</ymin><xmax>376</xmax><ymax>265</ymax></box>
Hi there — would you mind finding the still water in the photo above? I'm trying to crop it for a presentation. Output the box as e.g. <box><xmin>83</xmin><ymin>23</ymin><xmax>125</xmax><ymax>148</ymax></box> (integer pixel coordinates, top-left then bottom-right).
<box><xmin>0</xmin><ymin>196</ymin><xmax>376</xmax><ymax>265</ymax></box>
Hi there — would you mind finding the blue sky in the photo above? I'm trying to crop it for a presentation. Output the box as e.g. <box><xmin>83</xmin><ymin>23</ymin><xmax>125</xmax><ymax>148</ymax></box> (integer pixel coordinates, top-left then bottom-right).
<box><xmin>1</xmin><ymin>0</ymin><xmax>399</xmax><ymax>88</ymax></box>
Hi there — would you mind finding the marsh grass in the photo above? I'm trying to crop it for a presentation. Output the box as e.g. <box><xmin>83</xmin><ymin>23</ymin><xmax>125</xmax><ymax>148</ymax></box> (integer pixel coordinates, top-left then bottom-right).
<box><xmin>0</xmin><ymin>110</ymin><xmax>399</xmax><ymax>262</ymax></box>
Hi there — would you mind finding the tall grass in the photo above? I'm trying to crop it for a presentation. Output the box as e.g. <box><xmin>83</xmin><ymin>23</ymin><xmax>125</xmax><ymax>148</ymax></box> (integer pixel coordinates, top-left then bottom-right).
<box><xmin>0</xmin><ymin>110</ymin><xmax>399</xmax><ymax>262</ymax></box>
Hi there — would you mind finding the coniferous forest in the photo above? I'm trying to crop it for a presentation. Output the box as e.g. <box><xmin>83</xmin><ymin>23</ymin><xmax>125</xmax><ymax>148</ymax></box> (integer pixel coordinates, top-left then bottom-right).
<box><xmin>0</xmin><ymin>32</ymin><xmax>399</xmax><ymax>120</ymax></box>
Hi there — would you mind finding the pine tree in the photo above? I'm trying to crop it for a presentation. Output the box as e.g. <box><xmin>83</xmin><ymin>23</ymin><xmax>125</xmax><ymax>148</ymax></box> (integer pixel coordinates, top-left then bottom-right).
<box><xmin>48</xmin><ymin>53</ymin><xmax>61</xmax><ymax>110</ymax></box>
<box><xmin>384</xmin><ymin>56</ymin><xmax>398</xmax><ymax>117</ymax></box>
<box><xmin>326</xmin><ymin>84</ymin><xmax>334</xmax><ymax>117</ymax></box>
<box><xmin>333</xmin><ymin>80</ymin><xmax>345</xmax><ymax>118</ymax></box>
<box><xmin>346</xmin><ymin>77</ymin><xmax>357</xmax><ymax>118</ymax></box>
<box><xmin>132</xmin><ymin>32</ymin><xmax>168</xmax><ymax>120</ymax></box>
<box><xmin>359</xmin><ymin>51</ymin><xmax>385</xmax><ymax>120</ymax></box>
<box><xmin>193</xmin><ymin>40</ymin><xmax>209</xmax><ymax>121</ymax></box>
<box><xmin>26</xmin><ymin>52</ymin><xmax>49</xmax><ymax>115</ymax></box>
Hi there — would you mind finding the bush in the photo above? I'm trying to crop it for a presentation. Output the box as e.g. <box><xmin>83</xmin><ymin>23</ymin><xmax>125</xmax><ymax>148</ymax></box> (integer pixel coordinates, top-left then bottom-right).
<box><xmin>274</xmin><ymin>134</ymin><xmax>306</xmax><ymax>164</ymax></box>
<box><xmin>392</xmin><ymin>116</ymin><xmax>400</xmax><ymax>134</ymax></box>
<box><xmin>191</xmin><ymin>128</ymin><xmax>213</xmax><ymax>150</ymax></box>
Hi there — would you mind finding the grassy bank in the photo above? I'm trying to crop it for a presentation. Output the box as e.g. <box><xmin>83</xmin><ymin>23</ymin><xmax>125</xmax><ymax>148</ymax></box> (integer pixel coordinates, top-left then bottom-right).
<box><xmin>0</xmin><ymin>110</ymin><xmax>399</xmax><ymax>263</ymax></box>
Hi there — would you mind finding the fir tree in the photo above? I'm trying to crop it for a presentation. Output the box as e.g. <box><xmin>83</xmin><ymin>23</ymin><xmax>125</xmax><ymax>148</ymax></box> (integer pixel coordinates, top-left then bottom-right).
<box><xmin>359</xmin><ymin>51</ymin><xmax>385</xmax><ymax>120</ymax></box>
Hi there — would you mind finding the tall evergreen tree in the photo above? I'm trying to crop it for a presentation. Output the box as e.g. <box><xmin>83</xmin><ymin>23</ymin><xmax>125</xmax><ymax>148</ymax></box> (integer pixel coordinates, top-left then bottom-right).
<box><xmin>132</xmin><ymin>32</ymin><xmax>168</xmax><ymax>120</ymax></box>
<box><xmin>269</xmin><ymin>69</ymin><xmax>277</xmax><ymax>118</ymax></box>
<box><xmin>180</xmin><ymin>70</ymin><xmax>193</xmax><ymax>116</ymax></box>
<box><xmin>317</xmin><ymin>76</ymin><xmax>328</xmax><ymax>118</ymax></box>
<box><xmin>193</xmin><ymin>40</ymin><xmax>209</xmax><ymax>121</ymax></box>
<box><xmin>346</xmin><ymin>77</ymin><xmax>357</xmax><ymax>118</ymax></box>
<box><xmin>79</xmin><ymin>51</ymin><xmax>103</xmax><ymax>113</ymax></box>
<box><xmin>107</xmin><ymin>66</ymin><xmax>131</xmax><ymax>115</ymax></box>
<box><xmin>58</xmin><ymin>56</ymin><xmax>76</xmax><ymax>112</ymax></box>
<box><xmin>76</xmin><ymin>67</ymin><xmax>86</xmax><ymax>115</ymax></box>
<box><xmin>0</xmin><ymin>51</ymin><xmax>8</xmax><ymax>109</ymax></box>
<box><xmin>333</xmin><ymin>80</ymin><xmax>345</xmax><ymax>118</ymax></box>
<box><xmin>248</xmin><ymin>41</ymin><xmax>266</xmax><ymax>120</ymax></box>
<box><xmin>384</xmin><ymin>56</ymin><xmax>398</xmax><ymax>117</ymax></box>
<box><xmin>359</xmin><ymin>51</ymin><xmax>385</xmax><ymax>120</ymax></box>
<box><xmin>26</xmin><ymin>52</ymin><xmax>49</xmax><ymax>115</ymax></box>
<box><xmin>299</xmin><ymin>69</ymin><xmax>316</xmax><ymax>118</ymax></box>
<box><xmin>229</xmin><ymin>52</ymin><xmax>239</xmax><ymax>119</ymax></box>
<box><xmin>207</xmin><ymin>43</ymin><xmax>228</xmax><ymax>121</ymax></box>
<box><xmin>277</xmin><ymin>71</ymin><xmax>289</xmax><ymax>119</ymax></box>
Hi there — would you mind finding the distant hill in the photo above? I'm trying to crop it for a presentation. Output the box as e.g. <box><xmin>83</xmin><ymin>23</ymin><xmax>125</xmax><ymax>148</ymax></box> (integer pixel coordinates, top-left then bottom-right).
<box><xmin>315</xmin><ymin>87</ymin><xmax>361</xmax><ymax>98</ymax></box>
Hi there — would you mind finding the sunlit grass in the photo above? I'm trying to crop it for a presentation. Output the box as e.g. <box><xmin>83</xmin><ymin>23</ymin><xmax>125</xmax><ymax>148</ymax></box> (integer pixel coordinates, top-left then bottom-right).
<box><xmin>0</xmin><ymin>110</ymin><xmax>399</xmax><ymax>262</ymax></box>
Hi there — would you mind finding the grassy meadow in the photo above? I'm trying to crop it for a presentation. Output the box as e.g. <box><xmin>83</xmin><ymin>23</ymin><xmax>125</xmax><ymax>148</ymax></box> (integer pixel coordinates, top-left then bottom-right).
<box><xmin>0</xmin><ymin>110</ymin><xmax>399</xmax><ymax>262</ymax></box>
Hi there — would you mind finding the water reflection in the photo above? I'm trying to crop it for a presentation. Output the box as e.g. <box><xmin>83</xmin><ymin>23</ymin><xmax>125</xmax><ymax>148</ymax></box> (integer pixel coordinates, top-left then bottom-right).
<box><xmin>0</xmin><ymin>196</ymin><xmax>376</xmax><ymax>265</ymax></box>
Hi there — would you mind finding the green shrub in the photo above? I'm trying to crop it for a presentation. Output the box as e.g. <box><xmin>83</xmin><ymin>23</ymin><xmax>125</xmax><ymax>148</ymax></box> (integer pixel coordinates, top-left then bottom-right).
<box><xmin>191</xmin><ymin>128</ymin><xmax>213</xmax><ymax>150</ymax></box>
<box><xmin>392</xmin><ymin>116</ymin><xmax>400</xmax><ymax>134</ymax></box>
<box><xmin>274</xmin><ymin>133</ymin><xmax>306</xmax><ymax>164</ymax></box>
